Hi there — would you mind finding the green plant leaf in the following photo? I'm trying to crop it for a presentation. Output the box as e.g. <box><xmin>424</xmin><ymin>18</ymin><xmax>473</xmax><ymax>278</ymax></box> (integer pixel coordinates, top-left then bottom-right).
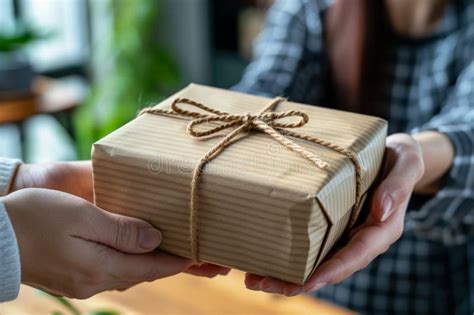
<box><xmin>74</xmin><ymin>0</ymin><xmax>180</xmax><ymax>159</ymax></box>
<box><xmin>40</xmin><ymin>293</ymin><xmax>81</xmax><ymax>315</ymax></box>
<box><xmin>0</xmin><ymin>20</ymin><xmax>51</xmax><ymax>51</ymax></box>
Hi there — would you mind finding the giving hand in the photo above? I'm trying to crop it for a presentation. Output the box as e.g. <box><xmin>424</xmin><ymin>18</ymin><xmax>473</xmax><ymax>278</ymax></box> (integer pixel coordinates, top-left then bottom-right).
<box><xmin>11</xmin><ymin>161</ymin><xmax>93</xmax><ymax>202</ymax></box>
<box><xmin>3</xmin><ymin>188</ymin><xmax>192</xmax><ymax>299</ymax></box>
<box><xmin>9</xmin><ymin>161</ymin><xmax>231</xmax><ymax>281</ymax></box>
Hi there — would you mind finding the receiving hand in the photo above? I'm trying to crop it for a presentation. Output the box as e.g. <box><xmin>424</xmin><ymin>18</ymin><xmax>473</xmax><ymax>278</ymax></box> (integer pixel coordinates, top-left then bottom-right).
<box><xmin>244</xmin><ymin>133</ymin><xmax>425</xmax><ymax>296</ymax></box>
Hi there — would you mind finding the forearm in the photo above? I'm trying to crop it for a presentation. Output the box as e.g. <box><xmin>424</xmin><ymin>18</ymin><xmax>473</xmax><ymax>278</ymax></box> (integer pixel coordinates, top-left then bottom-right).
<box><xmin>412</xmin><ymin>131</ymin><xmax>454</xmax><ymax>194</ymax></box>
<box><xmin>7</xmin><ymin>162</ymin><xmax>94</xmax><ymax>202</ymax></box>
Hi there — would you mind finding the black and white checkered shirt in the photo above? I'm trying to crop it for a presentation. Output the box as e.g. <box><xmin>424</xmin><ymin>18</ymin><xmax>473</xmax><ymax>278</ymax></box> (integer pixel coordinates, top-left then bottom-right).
<box><xmin>234</xmin><ymin>0</ymin><xmax>474</xmax><ymax>314</ymax></box>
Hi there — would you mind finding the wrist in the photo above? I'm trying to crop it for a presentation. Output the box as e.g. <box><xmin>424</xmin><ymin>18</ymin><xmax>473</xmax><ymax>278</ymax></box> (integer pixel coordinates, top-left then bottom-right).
<box><xmin>412</xmin><ymin>131</ymin><xmax>454</xmax><ymax>194</ymax></box>
<box><xmin>10</xmin><ymin>164</ymin><xmax>31</xmax><ymax>193</ymax></box>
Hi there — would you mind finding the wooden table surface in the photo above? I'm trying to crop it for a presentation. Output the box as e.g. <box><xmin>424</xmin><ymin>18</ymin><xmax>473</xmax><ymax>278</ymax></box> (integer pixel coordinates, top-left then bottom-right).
<box><xmin>0</xmin><ymin>271</ymin><xmax>353</xmax><ymax>315</ymax></box>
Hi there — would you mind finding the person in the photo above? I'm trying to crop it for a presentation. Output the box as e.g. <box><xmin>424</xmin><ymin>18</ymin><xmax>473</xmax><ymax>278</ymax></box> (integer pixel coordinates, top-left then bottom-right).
<box><xmin>0</xmin><ymin>159</ymin><xmax>229</xmax><ymax>302</ymax></box>
<box><xmin>233</xmin><ymin>0</ymin><xmax>473</xmax><ymax>314</ymax></box>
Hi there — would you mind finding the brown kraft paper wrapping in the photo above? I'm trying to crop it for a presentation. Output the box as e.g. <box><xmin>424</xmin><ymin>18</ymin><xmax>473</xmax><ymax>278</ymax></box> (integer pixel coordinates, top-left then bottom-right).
<box><xmin>92</xmin><ymin>84</ymin><xmax>387</xmax><ymax>285</ymax></box>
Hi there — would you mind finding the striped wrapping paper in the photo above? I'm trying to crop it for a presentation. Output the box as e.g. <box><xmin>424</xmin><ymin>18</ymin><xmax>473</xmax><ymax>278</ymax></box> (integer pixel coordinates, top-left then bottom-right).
<box><xmin>92</xmin><ymin>84</ymin><xmax>387</xmax><ymax>285</ymax></box>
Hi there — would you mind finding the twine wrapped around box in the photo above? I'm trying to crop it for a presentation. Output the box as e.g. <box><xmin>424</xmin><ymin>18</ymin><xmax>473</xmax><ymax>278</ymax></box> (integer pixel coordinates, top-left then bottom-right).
<box><xmin>92</xmin><ymin>84</ymin><xmax>387</xmax><ymax>284</ymax></box>
<box><xmin>139</xmin><ymin>97</ymin><xmax>363</xmax><ymax>264</ymax></box>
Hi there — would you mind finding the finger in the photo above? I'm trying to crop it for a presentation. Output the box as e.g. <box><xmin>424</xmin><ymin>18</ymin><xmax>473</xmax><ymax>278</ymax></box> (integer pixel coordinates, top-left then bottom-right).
<box><xmin>372</xmin><ymin>144</ymin><xmax>423</xmax><ymax>222</ymax></box>
<box><xmin>105</xmin><ymin>249</ymin><xmax>193</xmax><ymax>283</ymax></box>
<box><xmin>245</xmin><ymin>274</ymin><xmax>304</xmax><ymax>296</ymax></box>
<box><xmin>186</xmin><ymin>264</ymin><xmax>231</xmax><ymax>278</ymax></box>
<box><xmin>71</xmin><ymin>161</ymin><xmax>93</xmax><ymax>201</ymax></box>
<box><xmin>259</xmin><ymin>277</ymin><xmax>303</xmax><ymax>296</ymax></box>
<box><xmin>72</xmin><ymin>160</ymin><xmax>92</xmax><ymax>170</ymax></box>
<box><xmin>74</xmin><ymin>202</ymin><xmax>163</xmax><ymax>254</ymax></box>
<box><xmin>245</xmin><ymin>273</ymin><xmax>265</xmax><ymax>290</ymax></box>
<box><xmin>60</xmin><ymin>240</ymin><xmax>190</xmax><ymax>298</ymax></box>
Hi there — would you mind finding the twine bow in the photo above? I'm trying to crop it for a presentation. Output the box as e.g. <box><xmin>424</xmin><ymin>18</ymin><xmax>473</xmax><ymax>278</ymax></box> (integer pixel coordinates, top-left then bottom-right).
<box><xmin>140</xmin><ymin>97</ymin><xmax>362</xmax><ymax>264</ymax></box>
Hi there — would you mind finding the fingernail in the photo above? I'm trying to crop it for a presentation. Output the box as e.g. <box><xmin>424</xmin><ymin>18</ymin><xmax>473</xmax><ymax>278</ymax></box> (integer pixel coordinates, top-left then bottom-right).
<box><xmin>139</xmin><ymin>227</ymin><xmax>162</xmax><ymax>250</ymax></box>
<box><xmin>263</xmin><ymin>286</ymin><xmax>280</xmax><ymax>294</ymax></box>
<box><xmin>261</xmin><ymin>283</ymin><xmax>274</xmax><ymax>291</ymax></box>
<box><xmin>312</xmin><ymin>282</ymin><xmax>327</xmax><ymax>291</ymax></box>
<box><xmin>381</xmin><ymin>195</ymin><xmax>393</xmax><ymax>222</ymax></box>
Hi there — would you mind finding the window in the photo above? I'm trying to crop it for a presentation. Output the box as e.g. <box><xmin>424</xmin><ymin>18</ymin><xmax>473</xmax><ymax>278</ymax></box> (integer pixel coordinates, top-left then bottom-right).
<box><xmin>1</xmin><ymin>0</ymin><xmax>90</xmax><ymax>74</ymax></box>
<box><xmin>0</xmin><ymin>0</ymin><xmax>15</xmax><ymax>31</ymax></box>
<box><xmin>20</xmin><ymin>0</ymin><xmax>89</xmax><ymax>72</ymax></box>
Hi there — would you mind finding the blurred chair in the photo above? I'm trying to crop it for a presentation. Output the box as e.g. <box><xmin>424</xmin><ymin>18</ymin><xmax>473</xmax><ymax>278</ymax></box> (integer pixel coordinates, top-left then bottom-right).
<box><xmin>0</xmin><ymin>76</ymin><xmax>86</xmax><ymax>162</ymax></box>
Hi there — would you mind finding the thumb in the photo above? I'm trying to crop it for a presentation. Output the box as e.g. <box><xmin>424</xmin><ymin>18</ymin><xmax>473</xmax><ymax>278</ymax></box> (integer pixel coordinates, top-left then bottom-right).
<box><xmin>79</xmin><ymin>204</ymin><xmax>163</xmax><ymax>254</ymax></box>
<box><xmin>371</xmin><ymin>142</ymin><xmax>424</xmax><ymax>222</ymax></box>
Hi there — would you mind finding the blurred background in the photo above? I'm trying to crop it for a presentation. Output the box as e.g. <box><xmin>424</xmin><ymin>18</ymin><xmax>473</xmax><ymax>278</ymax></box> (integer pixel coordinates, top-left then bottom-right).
<box><xmin>0</xmin><ymin>0</ymin><xmax>270</xmax><ymax>162</ymax></box>
<box><xmin>0</xmin><ymin>2</ymin><xmax>361</xmax><ymax>313</ymax></box>
<box><xmin>0</xmin><ymin>3</ymin><xmax>356</xmax><ymax>313</ymax></box>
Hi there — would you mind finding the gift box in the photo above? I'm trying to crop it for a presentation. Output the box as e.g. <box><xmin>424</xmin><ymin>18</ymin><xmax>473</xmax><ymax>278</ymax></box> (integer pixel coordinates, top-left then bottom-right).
<box><xmin>92</xmin><ymin>84</ymin><xmax>387</xmax><ymax>285</ymax></box>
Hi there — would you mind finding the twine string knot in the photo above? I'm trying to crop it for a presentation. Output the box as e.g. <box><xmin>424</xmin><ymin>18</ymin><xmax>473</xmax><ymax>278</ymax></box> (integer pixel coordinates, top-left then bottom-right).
<box><xmin>139</xmin><ymin>97</ymin><xmax>362</xmax><ymax>264</ymax></box>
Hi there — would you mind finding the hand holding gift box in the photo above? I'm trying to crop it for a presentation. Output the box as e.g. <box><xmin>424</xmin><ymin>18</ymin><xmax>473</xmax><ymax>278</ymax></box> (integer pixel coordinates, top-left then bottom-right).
<box><xmin>92</xmin><ymin>84</ymin><xmax>388</xmax><ymax>287</ymax></box>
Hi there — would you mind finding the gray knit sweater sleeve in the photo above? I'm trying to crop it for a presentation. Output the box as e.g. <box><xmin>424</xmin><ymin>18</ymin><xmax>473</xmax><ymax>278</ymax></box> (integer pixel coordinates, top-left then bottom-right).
<box><xmin>0</xmin><ymin>158</ymin><xmax>22</xmax><ymax>302</ymax></box>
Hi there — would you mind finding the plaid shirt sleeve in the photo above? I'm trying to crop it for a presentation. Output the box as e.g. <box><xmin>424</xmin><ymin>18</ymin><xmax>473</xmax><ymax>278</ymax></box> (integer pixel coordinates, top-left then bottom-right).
<box><xmin>408</xmin><ymin>61</ymin><xmax>474</xmax><ymax>245</ymax></box>
<box><xmin>233</xmin><ymin>0</ymin><xmax>327</xmax><ymax>104</ymax></box>
<box><xmin>235</xmin><ymin>0</ymin><xmax>474</xmax><ymax>247</ymax></box>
